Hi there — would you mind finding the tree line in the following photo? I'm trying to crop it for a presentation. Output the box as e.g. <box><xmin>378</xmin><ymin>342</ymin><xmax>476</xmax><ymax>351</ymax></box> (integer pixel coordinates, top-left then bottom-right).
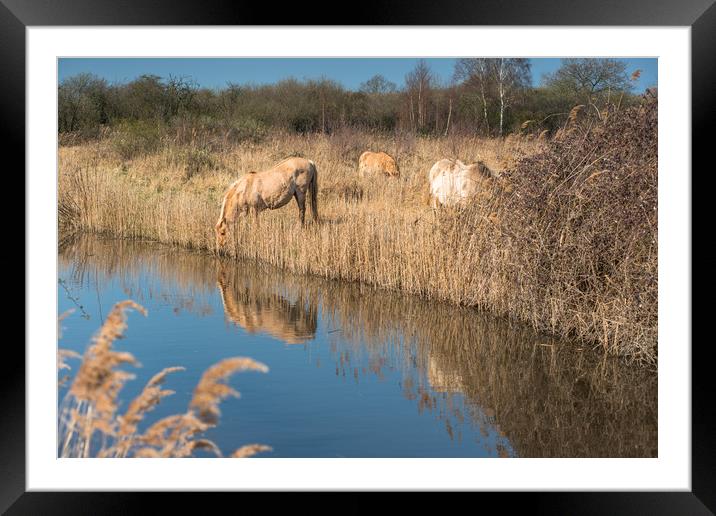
<box><xmin>59</xmin><ymin>58</ymin><xmax>646</xmax><ymax>138</ymax></box>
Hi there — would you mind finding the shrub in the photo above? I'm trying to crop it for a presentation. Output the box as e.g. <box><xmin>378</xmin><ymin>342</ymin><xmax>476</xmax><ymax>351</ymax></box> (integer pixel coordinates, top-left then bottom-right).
<box><xmin>178</xmin><ymin>146</ymin><xmax>217</xmax><ymax>180</ymax></box>
<box><xmin>498</xmin><ymin>98</ymin><xmax>658</xmax><ymax>361</ymax></box>
<box><xmin>58</xmin><ymin>125</ymin><xmax>112</xmax><ymax>147</ymax></box>
<box><xmin>111</xmin><ymin>120</ymin><xmax>164</xmax><ymax>160</ymax></box>
<box><xmin>226</xmin><ymin>118</ymin><xmax>268</xmax><ymax>145</ymax></box>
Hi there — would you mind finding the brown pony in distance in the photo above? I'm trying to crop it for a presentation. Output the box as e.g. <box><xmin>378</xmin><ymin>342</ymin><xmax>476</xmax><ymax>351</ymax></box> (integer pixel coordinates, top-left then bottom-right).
<box><xmin>215</xmin><ymin>157</ymin><xmax>318</xmax><ymax>248</ymax></box>
<box><xmin>358</xmin><ymin>151</ymin><xmax>400</xmax><ymax>178</ymax></box>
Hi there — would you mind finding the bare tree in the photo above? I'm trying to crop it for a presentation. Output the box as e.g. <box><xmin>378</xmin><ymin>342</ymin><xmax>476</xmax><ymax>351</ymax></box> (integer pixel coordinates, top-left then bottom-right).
<box><xmin>454</xmin><ymin>58</ymin><xmax>491</xmax><ymax>133</ymax></box>
<box><xmin>443</xmin><ymin>84</ymin><xmax>455</xmax><ymax>136</ymax></box>
<box><xmin>164</xmin><ymin>75</ymin><xmax>197</xmax><ymax>120</ymax></box>
<box><xmin>359</xmin><ymin>75</ymin><xmax>397</xmax><ymax>94</ymax></box>
<box><xmin>454</xmin><ymin>58</ymin><xmax>530</xmax><ymax>136</ymax></box>
<box><xmin>405</xmin><ymin>60</ymin><xmax>433</xmax><ymax>133</ymax></box>
<box><xmin>543</xmin><ymin>58</ymin><xmax>632</xmax><ymax>108</ymax></box>
<box><xmin>490</xmin><ymin>58</ymin><xmax>531</xmax><ymax>136</ymax></box>
<box><xmin>58</xmin><ymin>73</ymin><xmax>110</xmax><ymax>132</ymax></box>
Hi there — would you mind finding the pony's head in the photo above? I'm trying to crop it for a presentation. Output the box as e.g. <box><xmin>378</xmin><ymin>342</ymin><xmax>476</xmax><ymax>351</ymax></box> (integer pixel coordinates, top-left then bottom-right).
<box><xmin>468</xmin><ymin>161</ymin><xmax>495</xmax><ymax>179</ymax></box>
<box><xmin>215</xmin><ymin>219</ymin><xmax>228</xmax><ymax>248</ymax></box>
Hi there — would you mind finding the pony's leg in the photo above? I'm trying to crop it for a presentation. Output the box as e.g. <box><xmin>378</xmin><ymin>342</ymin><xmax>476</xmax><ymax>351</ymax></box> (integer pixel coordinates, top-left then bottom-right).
<box><xmin>250</xmin><ymin>206</ymin><xmax>260</xmax><ymax>225</ymax></box>
<box><xmin>430</xmin><ymin>197</ymin><xmax>440</xmax><ymax>221</ymax></box>
<box><xmin>231</xmin><ymin>218</ymin><xmax>239</xmax><ymax>251</ymax></box>
<box><xmin>294</xmin><ymin>191</ymin><xmax>306</xmax><ymax>226</ymax></box>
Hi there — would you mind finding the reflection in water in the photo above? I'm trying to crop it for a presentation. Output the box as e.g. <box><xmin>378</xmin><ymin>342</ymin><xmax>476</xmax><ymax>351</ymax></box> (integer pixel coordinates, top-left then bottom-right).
<box><xmin>59</xmin><ymin>234</ymin><xmax>657</xmax><ymax>458</ymax></box>
<box><xmin>216</xmin><ymin>261</ymin><xmax>317</xmax><ymax>344</ymax></box>
<box><xmin>428</xmin><ymin>356</ymin><xmax>466</xmax><ymax>394</ymax></box>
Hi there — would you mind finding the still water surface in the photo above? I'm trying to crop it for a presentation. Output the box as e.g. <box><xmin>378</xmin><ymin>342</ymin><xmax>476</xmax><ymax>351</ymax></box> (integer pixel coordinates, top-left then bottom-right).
<box><xmin>58</xmin><ymin>234</ymin><xmax>657</xmax><ymax>458</ymax></box>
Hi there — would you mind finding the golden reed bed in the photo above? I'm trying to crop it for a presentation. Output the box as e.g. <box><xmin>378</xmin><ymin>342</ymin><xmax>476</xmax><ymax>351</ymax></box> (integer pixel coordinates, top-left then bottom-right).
<box><xmin>58</xmin><ymin>115</ymin><xmax>657</xmax><ymax>365</ymax></box>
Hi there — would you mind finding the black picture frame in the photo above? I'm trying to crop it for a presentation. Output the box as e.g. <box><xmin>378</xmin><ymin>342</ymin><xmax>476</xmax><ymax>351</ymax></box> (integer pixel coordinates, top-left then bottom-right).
<box><xmin>5</xmin><ymin>0</ymin><xmax>710</xmax><ymax>512</ymax></box>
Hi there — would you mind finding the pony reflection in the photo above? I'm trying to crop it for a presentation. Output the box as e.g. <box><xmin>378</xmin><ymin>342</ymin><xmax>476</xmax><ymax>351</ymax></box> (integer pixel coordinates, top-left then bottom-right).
<box><xmin>216</xmin><ymin>261</ymin><xmax>317</xmax><ymax>344</ymax></box>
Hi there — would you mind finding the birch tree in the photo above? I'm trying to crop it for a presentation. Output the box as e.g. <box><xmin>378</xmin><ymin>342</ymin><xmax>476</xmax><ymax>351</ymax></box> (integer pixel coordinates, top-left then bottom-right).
<box><xmin>454</xmin><ymin>58</ymin><xmax>491</xmax><ymax>133</ymax></box>
<box><xmin>490</xmin><ymin>58</ymin><xmax>531</xmax><ymax>136</ymax></box>
<box><xmin>405</xmin><ymin>60</ymin><xmax>433</xmax><ymax>133</ymax></box>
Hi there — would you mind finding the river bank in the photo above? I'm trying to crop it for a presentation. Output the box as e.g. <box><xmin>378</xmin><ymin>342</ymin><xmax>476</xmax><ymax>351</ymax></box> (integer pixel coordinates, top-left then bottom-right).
<box><xmin>58</xmin><ymin>104</ymin><xmax>657</xmax><ymax>365</ymax></box>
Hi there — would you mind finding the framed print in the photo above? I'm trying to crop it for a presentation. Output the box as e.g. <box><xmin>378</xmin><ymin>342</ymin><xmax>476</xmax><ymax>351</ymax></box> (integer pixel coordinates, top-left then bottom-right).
<box><xmin>4</xmin><ymin>0</ymin><xmax>711</xmax><ymax>512</ymax></box>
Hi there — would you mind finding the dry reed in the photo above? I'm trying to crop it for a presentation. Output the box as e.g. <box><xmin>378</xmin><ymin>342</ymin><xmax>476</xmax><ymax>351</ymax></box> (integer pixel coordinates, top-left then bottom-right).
<box><xmin>189</xmin><ymin>357</ymin><xmax>269</xmax><ymax>424</ymax></box>
<box><xmin>58</xmin><ymin>302</ymin><xmax>271</xmax><ymax>458</ymax></box>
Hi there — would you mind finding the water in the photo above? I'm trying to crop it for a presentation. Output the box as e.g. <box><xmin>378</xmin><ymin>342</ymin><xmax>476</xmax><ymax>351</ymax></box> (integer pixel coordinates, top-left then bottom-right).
<box><xmin>58</xmin><ymin>234</ymin><xmax>657</xmax><ymax>458</ymax></box>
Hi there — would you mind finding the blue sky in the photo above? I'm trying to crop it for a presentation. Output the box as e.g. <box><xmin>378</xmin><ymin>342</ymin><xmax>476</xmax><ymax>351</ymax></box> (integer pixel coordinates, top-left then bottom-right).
<box><xmin>58</xmin><ymin>57</ymin><xmax>658</xmax><ymax>92</ymax></box>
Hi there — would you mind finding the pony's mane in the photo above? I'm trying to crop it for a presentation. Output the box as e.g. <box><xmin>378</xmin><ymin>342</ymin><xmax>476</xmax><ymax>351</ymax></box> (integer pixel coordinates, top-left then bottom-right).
<box><xmin>274</xmin><ymin>156</ymin><xmax>297</xmax><ymax>167</ymax></box>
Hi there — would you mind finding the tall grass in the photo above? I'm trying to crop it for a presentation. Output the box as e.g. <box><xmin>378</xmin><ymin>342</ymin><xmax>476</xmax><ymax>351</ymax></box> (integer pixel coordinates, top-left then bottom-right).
<box><xmin>58</xmin><ymin>300</ymin><xmax>270</xmax><ymax>458</ymax></box>
<box><xmin>58</xmin><ymin>101</ymin><xmax>657</xmax><ymax>365</ymax></box>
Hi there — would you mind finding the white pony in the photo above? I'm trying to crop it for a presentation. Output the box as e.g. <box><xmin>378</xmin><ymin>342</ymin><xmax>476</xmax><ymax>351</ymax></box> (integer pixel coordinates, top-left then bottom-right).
<box><xmin>428</xmin><ymin>158</ymin><xmax>496</xmax><ymax>208</ymax></box>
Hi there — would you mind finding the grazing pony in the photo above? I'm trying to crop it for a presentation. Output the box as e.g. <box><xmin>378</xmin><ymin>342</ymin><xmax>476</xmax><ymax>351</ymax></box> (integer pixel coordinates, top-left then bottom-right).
<box><xmin>215</xmin><ymin>157</ymin><xmax>318</xmax><ymax>247</ymax></box>
<box><xmin>358</xmin><ymin>151</ymin><xmax>400</xmax><ymax>178</ymax></box>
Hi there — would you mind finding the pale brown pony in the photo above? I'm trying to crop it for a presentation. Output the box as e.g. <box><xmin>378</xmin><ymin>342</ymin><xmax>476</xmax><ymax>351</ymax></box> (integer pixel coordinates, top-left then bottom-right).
<box><xmin>215</xmin><ymin>157</ymin><xmax>318</xmax><ymax>247</ymax></box>
<box><xmin>358</xmin><ymin>151</ymin><xmax>400</xmax><ymax>178</ymax></box>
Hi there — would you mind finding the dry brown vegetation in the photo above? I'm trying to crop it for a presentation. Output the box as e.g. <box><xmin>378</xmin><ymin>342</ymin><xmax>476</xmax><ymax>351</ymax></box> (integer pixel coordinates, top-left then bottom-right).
<box><xmin>58</xmin><ymin>99</ymin><xmax>657</xmax><ymax>364</ymax></box>
<box><xmin>58</xmin><ymin>300</ymin><xmax>271</xmax><ymax>458</ymax></box>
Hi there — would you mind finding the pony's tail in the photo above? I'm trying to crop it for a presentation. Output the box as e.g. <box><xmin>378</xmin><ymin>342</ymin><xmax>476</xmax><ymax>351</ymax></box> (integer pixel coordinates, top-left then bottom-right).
<box><xmin>308</xmin><ymin>160</ymin><xmax>319</xmax><ymax>222</ymax></box>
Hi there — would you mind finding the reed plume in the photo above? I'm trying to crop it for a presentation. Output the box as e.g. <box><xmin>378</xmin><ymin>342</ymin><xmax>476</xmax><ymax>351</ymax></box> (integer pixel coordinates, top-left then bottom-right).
<box><xmin>57</xmin><ymin>348</ymin><xmax>80</xmax><ymax>387</ymax></box>
<box><xmin>63</xmin><ymin>300</ymin><xmax>145</xmax><ymax>454</ymax></box>
<box><xmin>113</xmin><ymin>366</ymin><xmax>185</xmax><ymax>456</ymax></box>
<box><xmin>58</xmin><ymin>308</ymin><xmax>75</xmax><ymax>339</ymax></box>
<box><xmin>120</xmin><ymin>367</ymin><xmax>186</xmax><ymax>435</ymax></box>
<box><xmin>58</xmin><ymin>302</ymin><xmax>272</xmax><ymax>458</ymax></box>
<box><xmin>567</xmin><ymin>104</ymin><xmax>585</xmax><ymax>126</ymax></box>
<box><xmin>232</xmin><ymin>444</ymin><xmax>273</xmax><ymax>458</ymax></box>
<box><xmin>190</xmin><ymin>357</ymin><xmax>269</xmax><ymax>424</ymax></box>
